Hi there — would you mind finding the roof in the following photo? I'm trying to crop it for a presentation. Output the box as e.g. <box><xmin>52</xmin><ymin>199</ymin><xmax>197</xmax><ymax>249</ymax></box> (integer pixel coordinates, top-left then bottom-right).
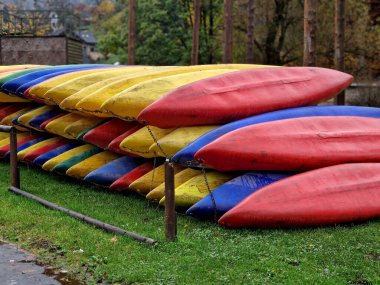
<box><xmin>74</xmin><ymin>31</ymin><xmax>97</xmax><ymax>44</ymax></box>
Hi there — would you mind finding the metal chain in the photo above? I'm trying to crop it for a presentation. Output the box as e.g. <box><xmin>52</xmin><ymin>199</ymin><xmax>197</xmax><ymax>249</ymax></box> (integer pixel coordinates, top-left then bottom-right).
<box><xmin>146</xmin><ymin>125</ymin><xmax>169</xmax><ymax>159</ymax></box>
<box><xmin>149</xmin><ymin>156</ymin><xmax>157</xmax><ymax>193</ymax></box>
<box><xmin>202</xmin><ymin>167</ymin><xmax>218</xmax><ymax>223</ymax></box>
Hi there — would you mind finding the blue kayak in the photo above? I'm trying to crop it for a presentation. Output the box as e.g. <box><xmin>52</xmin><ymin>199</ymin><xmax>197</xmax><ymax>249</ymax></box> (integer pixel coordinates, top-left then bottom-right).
<box><xmin>28</xmin><ymin>108</ymin><xmax>65</xmax><ymax>130</ymax></box>
<box><xmin>1</xmin><ymin>64</ymin><xmax>109</xmax><ymax>97</ymax></box>
<box><xmin>186</xmin><ymin>172</ymin><xmax>291</xmax><ymax>220</ymax></box>
<box><xmin>172</xmin><ymin>106</ymin><xmax>380</xmax><ymax>167</ymax></box>
<box><xmin>34</xmin><ymin>142</ymin><xmax>79</xmax><ymax>166</ymax></box>
<box><xmin>84</xmin><ymin>156</ymin><xmax>145</xmax><ymax>186</ymax></box>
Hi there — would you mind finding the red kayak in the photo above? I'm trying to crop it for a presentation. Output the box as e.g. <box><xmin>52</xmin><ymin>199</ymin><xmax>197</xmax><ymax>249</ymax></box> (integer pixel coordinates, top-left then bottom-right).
<box><xmin>219</xmin><ymin>163</ymin><xmax>380</xmax><ymax>228</ymax></box>
<box><xmin>23</xmin><ymin>138</ymin><xmax>69</xmax><ymax>163</ymax></box>
<box><xmin>195</xmin><ymin>116</ymin><xmax>380</xmax><ymax>171</ymax></box>
<box><xmin>0</xmin><ymin>104</ymin><xmax>32</xmax><ymax>121</ymax></box>
<box><xmin>138</xmin><ymin>67</ymin><xmax>353</xmax><ymax>128</ymax></box>
<box><xmin>107</xmin><ymin>125</ymin><xmax>142</xmax><ymax>155</ymax></box>
<box><xmin>83</xmin><ymin>119</ymin><xmax>138</xmax><ymax>149</ymax></box>
<box><xmin>109</xmin><ymin>161</ymin><xmax>155</xmax><ymax>191</ymax></box>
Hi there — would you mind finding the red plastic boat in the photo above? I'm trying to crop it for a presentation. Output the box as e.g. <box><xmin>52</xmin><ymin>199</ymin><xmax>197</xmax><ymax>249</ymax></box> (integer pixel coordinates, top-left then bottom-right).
<box><xmin>107</xmin><ymin>125</ymin><xmax>142</xmax><ymax>155</ymax></box>
<box><xmin>138</xmin><ymin>67</ymin><xmax>353</xmax><ymax>128</ymax></box>
<box><xmin>109</xmin><ymin>161</ymin><xmax>155</xmax><ymax>191</ymax></box>
<box><xmin>195</xmin><ymin>116</ymin><xmax>380</xmax><ymax>171</ymax></box>
<box><xmin>219</xmin><ymin>163</ymin><xmax>380</xmax><ymax>228</ymax></box>
<box><xmin>83</xmin><ymin>119</ymin><xmax>138</xmax><ymax>149</ymax></box>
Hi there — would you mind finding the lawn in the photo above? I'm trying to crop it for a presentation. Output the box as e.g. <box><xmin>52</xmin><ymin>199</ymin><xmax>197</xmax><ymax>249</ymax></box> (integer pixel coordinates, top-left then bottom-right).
<box><xmin>0</xmin><ymin>160</ymin><xmax>379</xmax><ymax>285</ymax></box>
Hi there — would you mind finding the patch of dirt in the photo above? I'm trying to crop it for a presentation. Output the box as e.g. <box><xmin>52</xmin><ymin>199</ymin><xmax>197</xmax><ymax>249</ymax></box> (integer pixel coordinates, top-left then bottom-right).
<box><xmin>364</xmin><ymin>253</ymin><xmax>380</xmax><ymax>260</ymax></box>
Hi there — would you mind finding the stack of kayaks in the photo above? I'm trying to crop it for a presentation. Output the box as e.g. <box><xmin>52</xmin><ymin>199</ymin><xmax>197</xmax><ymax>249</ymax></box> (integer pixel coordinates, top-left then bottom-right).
<box><xmin>1</xmin><ymin>63</ymin><xmax>379</xmax><ymax>229</ymax></box>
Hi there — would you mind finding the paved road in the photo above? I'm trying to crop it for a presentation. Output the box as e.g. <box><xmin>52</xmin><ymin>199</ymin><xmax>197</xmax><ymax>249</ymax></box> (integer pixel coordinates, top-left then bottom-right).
<box><xmin>0</xmin><ymin>242</ymin><xmax>60</xmax><ymax>285</ymax></box>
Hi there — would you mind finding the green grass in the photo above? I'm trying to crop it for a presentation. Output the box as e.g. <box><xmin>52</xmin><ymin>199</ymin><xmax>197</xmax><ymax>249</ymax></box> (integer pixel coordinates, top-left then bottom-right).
<box><xmin>0</xmin><ymin>161</ymin><xmax>379</xmax><ymax>285</ymax></box>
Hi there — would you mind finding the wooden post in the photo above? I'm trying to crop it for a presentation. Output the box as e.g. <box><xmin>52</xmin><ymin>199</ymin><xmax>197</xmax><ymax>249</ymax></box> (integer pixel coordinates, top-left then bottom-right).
<box><xmin>9</xmin><ymin>127</ymin><xmax>20</xmax><ymax>189</ymax></box>
<box><xmin>165</xmin><ymin>159</ymin><xmax>176</xmax><ymax>241</ymax></box>
<box><xmin>128</xmin><ymin>0</ymin><xmax>137</xmax><ymax>65</ymax></box>
<box><xmin>223</xmin><ymin>0</ymin><xmax>233</xmax><ymax>63</ymax></box>
<box><xmin>246</xmin><ymin>0</ymin><xmax>255</xmax><ymax>63</ymax></box>
<box><xmin>191</xmin><ymin>0</ymin><xmax>201</xmax><ymax>65</ymax></box>
<box><xmin>303</xmin><ymin>0</ymin><xmax>317</xmax><ymax>66</ymax></box>
<box><xmin>334</xmin><ymin>0</ymin><xmax>346</xmax><ymax>105</ymax></box>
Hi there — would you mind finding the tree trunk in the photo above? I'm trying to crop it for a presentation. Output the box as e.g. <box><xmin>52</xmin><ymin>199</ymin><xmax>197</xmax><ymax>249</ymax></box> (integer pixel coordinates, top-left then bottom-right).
<box><xmin>191</xmin><ymin>0</ymin><xmax>201</xmax><ymax>65</ymax></box>
<box><xmin>246</xmin><ymin>0</ymin><xmax>255</xmax><ymax>63</ymax></box>
<box><xmin>208</xmin><ymin>0</ymin><xmax>214</xmax><ymax>63</ymax></box>
<box><xmin>334</xmin><ymin>0</ymin><xmax>346</xmax><ymax>105</ymax></box>
<box><xmin>128</xmin><ymin>0</ymin><xmax>137</xmax><ymax>65</ymax></box>
<box><xmin>303</xmin><ymin>0</ymin><xmax>317</xmax><ymax>66</ymax></box>
<box><xmin>223</xmin><ymin>0</ymin><xmax>233</xmax><ymax>63</ymax></box>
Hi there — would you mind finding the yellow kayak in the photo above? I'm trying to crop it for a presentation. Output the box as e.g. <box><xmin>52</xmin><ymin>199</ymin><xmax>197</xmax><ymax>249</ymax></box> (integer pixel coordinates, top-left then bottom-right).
<box><xmin>146</xmin><ymin>168</ymin><xmax>202</xmax><ymax>201</ymax></box>
<box><xmin>100</xmin><ymin>69</ymin><xmax>237</xmax><ymax>120</ymax></box>
<box><xmin>0</xmin><ymin>132</ymin><xmax>9</xmax><ymax>140</ymax></box>
<box><xmin>42</xmin><ymin>144</ymin><xmax>98</xmax><ymax>171</ymax></box>
<box><xmin>26</xmin><ymin>67</ymin><xmax>121</xmax><ymax>101</ymax></box>
<box><xmin>0</xmin><ymin>71</ymin><xmax>17</xmax><ymax>79</ymax></box>
<box><xmin>75</xmin><ymin>64</ymin><xmax>264</xmax><ymax>117</ymax></box>
<box><xmin>43</xmin><ymin>66</ymin><xmax>154</xmax><ymax>105</ymax></box>
<box><xmin>17</xmin><ymin>137</ymin><xmax>60</xmax><ymax>160</ymax></box>
<box><xmin>119</xmin><ymin>126</ymin><xmax>174</xmax><ymax>158</ymax></box>
<box><xmin>0</xmin><ymin>133</ymin><xmax>30</xmax><ymax>148</ymax></box>
<box><xmin>59</xmin><ymin>67</ymin><xmax>173</xmax><ymax>113</ymax></box>
<box><xmin>44</xmin><ymin>113</ymin><xmax>84</xmax><ymax>139</ymax></box>
<box><xmin>0</xmin><ymin>65</ymin><xmax>42</xmax><ymax>71</ymax></box>
<box><xmin>0</xmin><ymin>91</ymin><xmax>29</xmax><ymax>103</ymax></box>
<box><xmin>149</xmin><ymin>126</ymin><xmax>219</xmax><ymax>157</ymax></box>
<box><xmin>159</xmin><ymin>172</ymin><xmax>234</xmax><ymax>208</ymax></box>
<box><xmin>66</xmin><ymin>151</ymin><xmax>119</xmax><ymax>179</ymax></box>
<box><xmin>17</xmin><ymin>106</ymin><xmax>56</xmax><ymax>130</ymax></box>
<box><xmin>129</xmin><ymin>164</ymin><xmax>184</xmax><ymax>195</ymax></box>
<box><xmin>64</xmin><ymin>117</ymin><xmax>105</xmax><ymax>139</ymax></box>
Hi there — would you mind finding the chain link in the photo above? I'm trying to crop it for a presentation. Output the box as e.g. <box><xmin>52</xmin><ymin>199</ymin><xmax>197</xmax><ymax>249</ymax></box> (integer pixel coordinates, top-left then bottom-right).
<box><xmin>202</xmin><ymin>167</ymin><xmax>218</xmax><ymax>223</ymax></box>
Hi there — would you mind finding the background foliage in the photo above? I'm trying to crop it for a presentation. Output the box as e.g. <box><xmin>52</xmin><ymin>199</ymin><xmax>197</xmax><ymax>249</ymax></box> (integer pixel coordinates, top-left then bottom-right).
<box><xmin>92</xmin><ymin>0</ymin><xmax>380</xmax><ymax>79</ymax></box>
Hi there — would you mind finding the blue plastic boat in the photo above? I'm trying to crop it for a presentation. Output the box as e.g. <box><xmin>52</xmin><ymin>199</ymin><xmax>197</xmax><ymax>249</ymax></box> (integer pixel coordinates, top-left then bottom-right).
<box><xmin>186</xmin><ymin>172</ymin><xmax>291</xmax><ymax>220</ymax></box>
<box><xmin>34</xmin><ymin>142</ymin><xmax>79</xmax><ymax>166</ymax></box>
<box><xmin>84</xmin><ymin>156</ymin><xmax>145</xmax><ymax>186</ymax></box>
<box><xmin>172</xmin><ymin>106</ymin><xmax>380</xmax><ymax>167</ymax></box>
<box><xmin>28</xmin><ymin>108</ymin><xmax>65</xmax><ymax>130</ymax></box>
